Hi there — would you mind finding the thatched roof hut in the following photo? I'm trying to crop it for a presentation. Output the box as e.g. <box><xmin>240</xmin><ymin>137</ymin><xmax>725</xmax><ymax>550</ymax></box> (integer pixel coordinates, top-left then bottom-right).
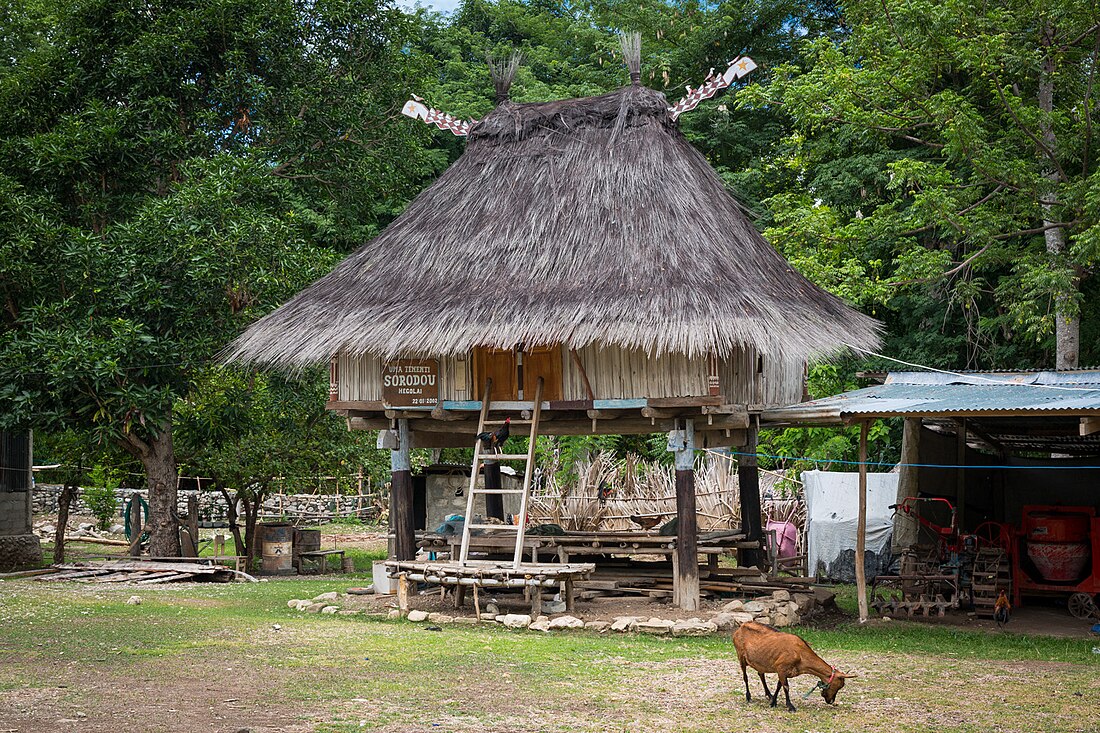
<box><xmin>226</xmin><ymin>81</ymin><xmax>879</xmax><ymax>372</ymax></box>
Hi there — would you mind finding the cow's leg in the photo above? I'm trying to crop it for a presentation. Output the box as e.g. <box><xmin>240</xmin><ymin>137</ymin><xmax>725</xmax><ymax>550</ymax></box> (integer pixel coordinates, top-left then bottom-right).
<box><xmin>780</xmin><ymin>674</ymin><xmax>796</xmax><ymax>712</ymax></box>
<box><xmin>757</xmin><ymin>672</ymin><xmax>772</xmax><ymax>700</ymax></box>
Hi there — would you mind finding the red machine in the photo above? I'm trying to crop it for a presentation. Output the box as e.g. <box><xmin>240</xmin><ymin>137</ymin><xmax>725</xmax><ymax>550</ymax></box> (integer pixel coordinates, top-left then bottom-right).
<box><xmin>1010</xmin><ymin>505</ymin><xmax>1100</xmax><ymax>619</ymax></box>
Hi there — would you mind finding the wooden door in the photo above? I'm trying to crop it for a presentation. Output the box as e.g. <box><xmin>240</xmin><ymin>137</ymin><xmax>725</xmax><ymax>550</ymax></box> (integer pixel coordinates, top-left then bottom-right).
<box><xmin>522</xmin><ymin>345</ymin><xmax>563</xmax><ymax>401</ymax></box>
<box><xmin>473</xmin><ymin>347</ymin><xmax>517</xmax><ymax>400</ymax></box>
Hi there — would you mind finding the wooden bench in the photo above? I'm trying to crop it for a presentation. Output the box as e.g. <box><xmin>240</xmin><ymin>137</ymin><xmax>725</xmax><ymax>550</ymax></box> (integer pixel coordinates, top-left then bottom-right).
<box><xmin>297</xmin><ymin>549</ymin><xmax>346</xmax><ymax>574</ymax></box>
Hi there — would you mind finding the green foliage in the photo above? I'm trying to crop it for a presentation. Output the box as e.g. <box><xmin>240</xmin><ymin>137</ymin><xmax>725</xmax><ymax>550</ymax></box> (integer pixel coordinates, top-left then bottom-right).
<box><xmin>83</xmin><ymin>464</ymin><xmax>121</xmax><ymax>530</ymax></box>
<box><xmin>744</xmin><ymin>0</ymin><xmax>1100</xmax><ymax>367</ymax></box>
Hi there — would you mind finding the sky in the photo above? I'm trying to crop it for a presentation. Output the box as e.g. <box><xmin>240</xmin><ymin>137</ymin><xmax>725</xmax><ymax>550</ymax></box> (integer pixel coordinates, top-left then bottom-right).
<box><xmin>402</xmin><ymin>0</ymin><xmax>462</xmax><ymax>13</ymax></box>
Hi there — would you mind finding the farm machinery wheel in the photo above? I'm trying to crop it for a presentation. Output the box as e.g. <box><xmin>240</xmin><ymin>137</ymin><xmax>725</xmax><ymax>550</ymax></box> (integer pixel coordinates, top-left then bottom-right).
<box><xmin>1067</xmin><ymin>592</ymin><xmax>1100</xmax><ymax>620</ymax></box>
<box><xmin>971</xmin><ymin>547</ymin><xmax>1011</xmax><ymax>618</ymax></box>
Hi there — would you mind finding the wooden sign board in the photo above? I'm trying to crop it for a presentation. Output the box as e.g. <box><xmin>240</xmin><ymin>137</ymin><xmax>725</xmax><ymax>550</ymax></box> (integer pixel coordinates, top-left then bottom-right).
<box><xmin>382</xmin><ymin>359</ymin><xmax>440</xmax><ymax>407</ymax></box>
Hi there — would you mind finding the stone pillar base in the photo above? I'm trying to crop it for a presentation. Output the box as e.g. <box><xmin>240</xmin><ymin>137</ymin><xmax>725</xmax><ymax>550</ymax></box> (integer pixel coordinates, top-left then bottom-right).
<box><xmin>0</xmin><ymin>534</ymin><xmax>43</xmax><ymax>568</ymax></box>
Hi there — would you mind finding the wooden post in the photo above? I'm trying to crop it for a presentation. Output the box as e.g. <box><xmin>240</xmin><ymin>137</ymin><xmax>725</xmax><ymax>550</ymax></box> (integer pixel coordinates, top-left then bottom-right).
<box><xmin>128</xmin><ymin>497</ymin><xmax>143</xmax><ymax>557</ymax></box>
<box><xmin>893</xmin><ymin>417</ymin><xmax>922</xmax><ymax>552</ymax></box>
<box><xmin>483</xmin><ymin>461</ymin><xmax>505</xmax><ymax>521</ymax></box>
<box><xmin>391</xmin><ymin>419</ymin><xmax>416</xmax><ymax>561</ymax></box>
<box><xmin>670</xmin><ymin>419</ymin><xmax>699</xmax><ymax>612</ymax></box>
<box><xmin>856</xmin><ymin>420</ymin><xmax>869</xmax><ymax>624</ymax></box>
<box><xmin>186</xmin><ymin>494</ymin><xmax>199</xmax><ymax>558</ymax></box>
<box><xmin>738</xmin><ymin>424</ymin><xmax>764</xmax><ymax>568</ymax></box>
<box><xmin>956</xmin><ymin>417</ymin><xmax>967</xmax><ymax>529</ymax></box>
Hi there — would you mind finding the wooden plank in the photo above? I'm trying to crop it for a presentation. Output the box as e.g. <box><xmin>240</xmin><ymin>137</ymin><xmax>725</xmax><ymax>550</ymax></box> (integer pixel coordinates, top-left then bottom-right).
<box><xmin>1082</xmin><ymin>417</ymin><xmax>1100</xmax><ymax>436</ymax></box>
<box><xmin>648</xmin><ymin>395</ymin><xmax>724</xmax><ymax>408</ymax></box>
<box><xmin>592</xmin><ymin>398</ymin><xmax>647</xmax><ymax>409</ymax></box>
<box><xmin>326</xmin><ymin>400</ymin><xmax>385</xmax><ymax>411</ymax></box>
<box><xmin>137</xmin><ymin>572</ymin><xmax>197</xmax><ymax>584</ymax></box>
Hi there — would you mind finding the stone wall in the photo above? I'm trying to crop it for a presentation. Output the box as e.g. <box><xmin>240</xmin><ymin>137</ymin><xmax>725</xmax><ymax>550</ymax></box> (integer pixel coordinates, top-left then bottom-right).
<box><xmin>32</xmin><ymin>484</ymin><xmax>381</xmax><ymax>524</ymax></box>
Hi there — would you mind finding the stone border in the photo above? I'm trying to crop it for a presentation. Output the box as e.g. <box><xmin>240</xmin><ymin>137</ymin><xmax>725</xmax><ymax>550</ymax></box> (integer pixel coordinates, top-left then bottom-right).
<box><xmin>285</xmin><ymin>588</ymin><xmax>836</xmax><ymax>637</ymax></box>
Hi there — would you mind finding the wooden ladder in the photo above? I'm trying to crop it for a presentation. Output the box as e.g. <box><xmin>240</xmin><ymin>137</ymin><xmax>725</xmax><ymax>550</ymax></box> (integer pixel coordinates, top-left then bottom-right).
<box><xmin>458</xmin><ymin>377</ymin><xmax>543</xmax><ymax>570</ymax></box>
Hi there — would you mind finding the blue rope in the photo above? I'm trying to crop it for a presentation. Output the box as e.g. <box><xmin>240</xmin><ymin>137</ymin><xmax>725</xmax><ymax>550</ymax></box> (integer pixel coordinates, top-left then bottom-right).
<box><xmin>714</xmin><ymin>449</ymin><xmax>1100</xmax><ymax>471</ymax></box>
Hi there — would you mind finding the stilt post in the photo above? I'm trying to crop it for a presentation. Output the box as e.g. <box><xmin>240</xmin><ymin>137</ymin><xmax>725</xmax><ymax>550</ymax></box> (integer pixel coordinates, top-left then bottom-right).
<box><xmin>390</xmin><ymin>419</ymin><xmax>416</xmax><ymax>561</ymax></box>
<box><xmin>669</xmin><ymin>419</ymin><xmax>699</xmax><ymax>612</ymax></box>
<box><xmin>737</xmin><ymin>423</ymin><xmax>764</xmax><ymax>568</ymax></box>
<box><xmin>856</xmin><ymin>420</ymin><xmax>869</xmax><ymax>623</ymax></box>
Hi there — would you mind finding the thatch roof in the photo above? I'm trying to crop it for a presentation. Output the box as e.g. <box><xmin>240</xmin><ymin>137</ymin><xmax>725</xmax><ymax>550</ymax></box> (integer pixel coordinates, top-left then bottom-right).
<box><xmin>226</xmin><ymin>84</ymin><xmax>881</xmax><ymax>367</ymax></box>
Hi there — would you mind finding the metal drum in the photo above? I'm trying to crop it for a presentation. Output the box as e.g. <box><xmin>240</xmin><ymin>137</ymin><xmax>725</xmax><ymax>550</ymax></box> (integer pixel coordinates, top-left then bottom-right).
<box><xmin>261</xmin><ymin>523</ymin><xmax>295</xmax><ymax>575</ymax></box>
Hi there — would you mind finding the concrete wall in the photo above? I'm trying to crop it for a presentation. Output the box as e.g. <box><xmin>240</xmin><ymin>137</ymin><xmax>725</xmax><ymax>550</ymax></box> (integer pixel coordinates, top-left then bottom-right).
<box><xmin>424</xmin><ymin>471</ymin><xmax>521</xmax><ymax>532</ymax></box>
<box><xmin>0</xmin><ymin>428</ymin><xmax>41</xmax><ymax>567</ymax></box>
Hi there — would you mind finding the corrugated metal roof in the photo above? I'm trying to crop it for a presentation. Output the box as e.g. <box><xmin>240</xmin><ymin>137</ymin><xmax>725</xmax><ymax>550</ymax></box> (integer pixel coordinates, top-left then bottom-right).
<box><xmin>763</xmin><ymin>370</ymin><xmax>1100</xmax><ymax>424</ymax></box>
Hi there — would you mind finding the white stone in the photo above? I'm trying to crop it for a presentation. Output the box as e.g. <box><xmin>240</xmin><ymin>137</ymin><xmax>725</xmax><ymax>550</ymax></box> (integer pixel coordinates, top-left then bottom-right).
<box><xmin>672</xmin><ymin>619</ymin><xmax>718</xmax><ymax>637</ymax></box>
<box><xmin>743</xmin><ymin>600</ymin><xmax>766</xmax><ymax>614</ymax></box>
<box><xmin>287</xmin><ymin>599</ymin><xmax>303</xmax><ymax>609</ymax></box>
<box><xmin>387</xmin><ymin>609</ymin><xmax>401</xmax><ymax>619</ymax></box>
<box><xmin>528</xmin><ymin>619</ymin><xmax>552</xmax><ymax>632</ymax></box>
<box><xmin>501</xmin><ymin>614</ymin><xmax>532</xmax><ymax>629</ymax></box>
<box><xmin>312</xmin><ymin>592</ymin><xmax>339</xmax><ymax>602</ymax></box>
<box><xmin>540</xmin><ymin>599</ymin><xmax>567</xmax><ymax>614</ymax></box>
<box><xmin>321</xmin><ymin>606</ymin><xmax>339</xmax><ymax>615</ymax></box>
<box><xmin>610</xmin><ymin>616</ymin><xmax>641</xmax><ymax>632</ymax></box>
<box><xmin>771</xmin><ymin>590</ymin><xmax>791</xmax><ymax>603</ymax></box>
<box><xmin>427</xmin><ymin>613</ymin><xmax>454</xmax><ymax>624</ymax></box>
<box><xmin>484</xmin><ymin>602</ymin><xmax>500</xmax><ymax>616</ymax></box>
<box><xmin>78</xmin><ymin>522</ymin><xmax>94</xmax><ymax>531</ymax></box>
<box><xmin>635</xmin><ymin>618</ymin><xmax>675</xmax><ymax>635</ymax></box>
<box><xmin>792</xmin><ymin>593</ymin><xmax>816</xmax><ymax>614</ymax></box>
<box><xmin>304</xmin><ymin>602</ymin><xmax>327</xmax><ymax>613</ymax></box>
<box><xmin>453</xmin><ymin>616</ymin><xmax>477</xmax><ymax>624</ymax></box>
<box><xmin>407</xmin><ymin>610</ymin><xmax>429</xmax><ymax>622</ymax></box>
<box><xmin>547</xmin><ymin>615</ymin><xmax>584</xmax><ymax>630</ymax></box>
<box><xmin>125</xmin><ymin>596</ymin><xmax>141</xmax><ymax>605</ymax></box>
<box><xmin>585</xmin><ymin>620</ymin><xmax>611</xmax><ymax>633</ymax></box>
<box><xmin>721</xmin><ymin>599</ymin><xmax>745</xmax><ymax>613</ymax></box>
<box><xmin>712</xmin><ymin>612</ymin><xmax>737</xmax><ymax>631</ymax></box>
<box><xmin>108</xmin><ymin>524</ymin><xmax>125</xmax><ymax>535</ymax></box>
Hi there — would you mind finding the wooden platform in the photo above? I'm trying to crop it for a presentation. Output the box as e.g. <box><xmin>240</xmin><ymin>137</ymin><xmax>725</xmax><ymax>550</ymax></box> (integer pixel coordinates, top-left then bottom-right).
<box><xmin>385</xmin><ymin>559</ymin><xmax>595</xmax><ymax>615</ymax></box>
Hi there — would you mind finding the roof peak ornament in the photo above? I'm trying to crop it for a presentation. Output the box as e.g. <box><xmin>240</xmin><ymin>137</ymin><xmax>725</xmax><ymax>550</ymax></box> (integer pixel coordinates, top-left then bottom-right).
<box><xmin>401</xmin><ymin>96</ymin><xmax>476</xmax><ymax>137</ymax></box>
<box><xmin>487</xmin><ymin>51</ymin><xmax>523</xmax><ymax>104</ymax></box>
<box><xmin>668</xmin><ymin>56</ymin><xmax>757</xmax><ymax>121</ymax></box>
<box><xmin>618</xmin><ymin>31</ymin><xmax>642</xmax><ymax>85</ymax></box>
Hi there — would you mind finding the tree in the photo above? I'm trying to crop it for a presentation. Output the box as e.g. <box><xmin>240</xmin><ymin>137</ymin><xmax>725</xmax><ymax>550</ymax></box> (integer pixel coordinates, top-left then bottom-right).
<box><xmin>0</xmin><ymin>0</ymin><xmax>432</xmax><ymax>555</ymax></box>
<box><xmin>175</xmin><ymin>368</ymin><xmax>379</xmax><ymax>565</ymax></box>
<box><xmin>746</xmin><ymin>0</ymin><xmax>1100</xmax><ymax>368</ymax></box>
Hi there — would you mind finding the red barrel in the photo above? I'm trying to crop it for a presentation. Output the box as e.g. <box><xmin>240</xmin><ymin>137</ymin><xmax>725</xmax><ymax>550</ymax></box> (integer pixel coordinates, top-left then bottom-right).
<box><xmin>1024</xmin><ymin>512</ymin><xmax>1090</xmax><ymax>543</ymax></box>
<box><xmin>1026</xmin><ymin>540</ymin><xmax>1090</xmax><ymax>582</ymax></box>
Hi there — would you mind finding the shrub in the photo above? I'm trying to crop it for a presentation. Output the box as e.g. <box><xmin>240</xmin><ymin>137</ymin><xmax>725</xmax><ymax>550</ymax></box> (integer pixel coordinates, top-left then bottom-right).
<box><xmin>84</xmin><ymin>465</ymin><xmax>121</xmax><ymax>531</ymax></box>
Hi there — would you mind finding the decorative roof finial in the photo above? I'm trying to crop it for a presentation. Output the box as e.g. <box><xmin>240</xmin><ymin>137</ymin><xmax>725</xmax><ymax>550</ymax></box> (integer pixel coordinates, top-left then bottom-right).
<box><xmin>618</xmin><ymin>31</ymin><xmax>642</xmax><ymax>85</ymax></box>
<box><xmin>487</xmin><ymin>51</ymin><xmax>523</xmax><ymax>104</ymax></box>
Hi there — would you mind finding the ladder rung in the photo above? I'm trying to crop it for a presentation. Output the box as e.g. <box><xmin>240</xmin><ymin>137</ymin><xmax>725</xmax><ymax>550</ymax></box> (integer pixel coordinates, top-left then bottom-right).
<box><xmin>478</xmin><ymin>453</ymin><xmax>530</xmax><ymax>461</ymax></box>
<box><xmin>484</xmin><ymin>419</ymin><xmax>532</xmax><ymax>425</ymax></box>
<box><xmin>466</xmin><ymin>523</ymin><xmax>519</xmax><ymax>531</ymax></box>
<box><xmin>472</xmin><ymin>488</ymin><xmax>526</xmax><ymax>495</ymax></box>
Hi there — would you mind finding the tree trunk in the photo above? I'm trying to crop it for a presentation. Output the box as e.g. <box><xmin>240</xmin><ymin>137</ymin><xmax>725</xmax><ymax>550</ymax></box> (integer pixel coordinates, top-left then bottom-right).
<box><xmin>217</xmin><ymin>484</ymin><xmax>245</xmax><ymax>560</ymax></box>
<box><xmin>53</xmin><ymin>483</ymin><xmax>77</xmax><ymax>564</ymax></box>
<box><xmin>119</xmin><ymin>420</ymin><xmax>180</xmax><ymax>557</ymax></box>
<box><xmin>1039</xmin><ymin>23</ymin><xmax>1079</xmax><ymax>370</ymax></box>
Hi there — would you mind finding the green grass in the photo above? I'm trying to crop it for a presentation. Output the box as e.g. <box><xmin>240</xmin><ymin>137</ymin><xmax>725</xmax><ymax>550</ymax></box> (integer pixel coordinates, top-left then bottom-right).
<box><xmin>1</xmin><ymin>580</ymin><xmax>1097</xmax><ymax>732</ymax></box>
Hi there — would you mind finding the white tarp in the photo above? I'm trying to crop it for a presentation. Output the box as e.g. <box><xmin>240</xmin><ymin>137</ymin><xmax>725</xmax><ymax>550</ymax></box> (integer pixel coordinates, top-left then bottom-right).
<box><xmin>802</xmin><ymin>469</ymin><xmax>898</xmax><ymax>582</ymax></box>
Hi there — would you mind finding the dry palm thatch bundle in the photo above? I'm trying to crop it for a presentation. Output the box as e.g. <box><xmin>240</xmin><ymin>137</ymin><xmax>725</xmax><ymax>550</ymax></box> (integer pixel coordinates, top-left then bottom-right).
<box><xmin>528</xmin><ymin>451</ymin><xmax>743</xmax><ymax>532</ymax></box>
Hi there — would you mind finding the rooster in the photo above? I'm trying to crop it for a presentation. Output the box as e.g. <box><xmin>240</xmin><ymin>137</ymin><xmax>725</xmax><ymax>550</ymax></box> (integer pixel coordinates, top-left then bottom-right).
<box><xmin>597</xmin><ymin>480</ymin><xmax>614</xmax><ymax>505</ymax></box>
<box><xmin>994</xmin><ymin>590</ymin><xmax>1011</xmax><ymax>629</ymax></box>
<box><xmin>630</xmin><ymin>514</ymin><xmax>663</xmax><ymax>531</ymax></box>
<box><xmin>476</xmin><ymin>417</ymin><xmax>511</xmax><ymax>452</ymax></box>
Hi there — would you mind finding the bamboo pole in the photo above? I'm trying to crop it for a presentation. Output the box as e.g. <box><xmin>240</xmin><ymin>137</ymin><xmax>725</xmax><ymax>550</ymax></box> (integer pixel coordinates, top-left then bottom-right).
<box><xmin>856</xmin><ymin>420</ymin><xmax>869</xmax><ymax>624</ymax></box>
